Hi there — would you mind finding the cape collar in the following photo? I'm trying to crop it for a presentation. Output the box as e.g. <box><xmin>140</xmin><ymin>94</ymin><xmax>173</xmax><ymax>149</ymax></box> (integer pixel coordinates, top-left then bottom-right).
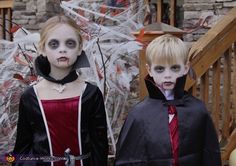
<box><xmin>144</xmin><ymin>74</ymin><xmax>187</xmax><ymax>101</ymax></box>
<box><xmin>34</xmin><ymin>50</ymin><xmax>90</xmax><ymax>85</ymax></box>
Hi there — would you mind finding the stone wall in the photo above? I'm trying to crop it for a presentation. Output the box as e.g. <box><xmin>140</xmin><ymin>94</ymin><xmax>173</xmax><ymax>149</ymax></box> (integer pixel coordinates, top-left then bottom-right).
<box><xmin>183</xmin><ymin>0</ymin><xmax>236</xmax><ymax>41</ymax></box>
<box><xmin>11</xmin><ymin>0</ymin><xmax>236</xmax><ymax>39</ymax></box>
<box><xmin>12</xmin><ymin>0</ymin><xmax>61</xmax><ymax>31</ymax></box>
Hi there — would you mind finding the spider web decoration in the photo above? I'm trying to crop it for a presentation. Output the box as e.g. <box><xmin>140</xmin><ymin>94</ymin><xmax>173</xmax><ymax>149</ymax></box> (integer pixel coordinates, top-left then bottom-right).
<box><xmin>0</xmin><ymin>27</ymin><xmax>39</xmax><ymax>155</ymax></box>
<box><xmin>0</xmin><ymin>0</ymin><xmax>147</xmax><ymax>158</ymax></box>
<box><xmin>61</xmin><ymin>0</ymin><xmax>146</xmax><ymax>155</ymax></box>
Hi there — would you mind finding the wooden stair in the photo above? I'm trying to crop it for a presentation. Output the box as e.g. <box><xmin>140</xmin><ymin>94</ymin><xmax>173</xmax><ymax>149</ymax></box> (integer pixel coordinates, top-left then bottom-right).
<box><xmin>185</xmin><ymin>6</ymin><xmax>236</xmax><ymax>164</ymax></box>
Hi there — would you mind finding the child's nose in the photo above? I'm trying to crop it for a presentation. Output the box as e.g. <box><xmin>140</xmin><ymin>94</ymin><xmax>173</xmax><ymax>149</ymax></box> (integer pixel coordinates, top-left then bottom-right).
<box><xmin>164</xmin><ymin>70</ymin><xmax>172</xmax><ymax>78</ymax></box>
<box><xmin>59</xmin><ymin>44</ymin><xmax>67</xmax><ymax>54</ymax></box>
<box><xmin>59</xmin><ymin>50</ymin><xmax>67</xmax><ymax>53</ymax></box>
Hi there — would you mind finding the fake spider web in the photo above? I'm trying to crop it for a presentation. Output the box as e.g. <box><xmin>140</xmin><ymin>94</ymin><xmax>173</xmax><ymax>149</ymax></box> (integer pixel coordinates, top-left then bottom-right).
<box><xmin>0</xmin><ymin>0</ymin><xmax>146</xmax><ymax>157</ymax></box>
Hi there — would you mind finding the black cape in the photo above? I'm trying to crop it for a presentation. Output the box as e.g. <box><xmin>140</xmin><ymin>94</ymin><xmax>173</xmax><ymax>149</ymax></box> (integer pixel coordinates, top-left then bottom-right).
<box><xmin>114</xmin><ymin>75</ymin><xmax>221</xmax><ymax>166</ymax></box>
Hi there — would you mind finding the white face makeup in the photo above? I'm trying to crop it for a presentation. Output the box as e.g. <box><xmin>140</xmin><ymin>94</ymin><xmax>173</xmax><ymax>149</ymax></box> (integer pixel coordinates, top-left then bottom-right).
<box><xmin>147</xmin><ymin>59</ymin><xmax>189</xmax><ymax>90</ymax></box>
<box><xmin>44</xmin><ymin>24</ymin><xmax>81</xmax><ymax>70</ymax></box>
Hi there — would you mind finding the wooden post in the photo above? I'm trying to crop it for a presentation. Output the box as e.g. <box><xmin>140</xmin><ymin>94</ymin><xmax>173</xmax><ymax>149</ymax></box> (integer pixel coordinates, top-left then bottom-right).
<box><xmin>0</xmin><ymin>8</ymin><xmax>3</xmax><ymax>39</ymax></box>
<box><xmin>212</xmin><ymin>59</ymin><xmax>221</xmax><ymax>133</ymax></box>
<box><xmin>2</xmin><ymin>9</ymin><xmax>6</xmax><ymax>39</ymax></box>
<box><xmin>139</xmin><ymin>49</ymin><xmax>148</xmax><ymax>99</ymax></box>
<box><xmin>170</xmin><ymin>0</ymin><xmax>176</xmax><ymax>26</ymax></box>
<box><xmin>157</xmin><ymin>0</ymin><xmax>163</xmax><ymax>22</ymax></box>
<box><xmin>200</xmin><ymin>71</ymin><xmax>209</xmax><ymax>103</ymax></box>
<box><xmin>6</xmin><ymin>7</ymin><xmax>12</xmax><ymax>40</ymax></box>
<box><xmin>0</xmin><ymin>0</ymin><xmax>13</xmax><ymax>40</ymax></box>
<box><xmin>233</xmin><ymin>42</ymin><xmax>236</xmax><ymax>125</ymax></box>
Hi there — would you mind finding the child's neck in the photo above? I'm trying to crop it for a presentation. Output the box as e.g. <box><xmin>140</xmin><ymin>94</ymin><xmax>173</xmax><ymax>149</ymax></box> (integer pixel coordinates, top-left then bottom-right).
<box><xmin>164</xmin><ymin>90</ymin><xmax>174</xmax><ymax>100</ymax></box>
<box><xmin>157</xmin><ymin>85</ymin><xmax>174</xmax><ymax>100</ymax></box>
<box><xmin>49</xmin><ymin>67</ymin><xmax>72</xmax><ymax>80</ymax></box>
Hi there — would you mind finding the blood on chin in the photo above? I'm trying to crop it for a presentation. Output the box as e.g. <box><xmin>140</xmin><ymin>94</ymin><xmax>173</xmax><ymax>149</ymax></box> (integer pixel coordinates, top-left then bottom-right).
<box><xmin>54</xmin><ymin>60</ymin><xmax>71</xmax><ymax>68</ymax></box>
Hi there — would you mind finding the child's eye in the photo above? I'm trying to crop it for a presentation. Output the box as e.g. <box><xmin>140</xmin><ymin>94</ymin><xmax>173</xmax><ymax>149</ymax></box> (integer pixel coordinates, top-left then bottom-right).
<box><xmin>171</xmin><ymin>65</ymin><xmax>181</xmax><ymax>72</ymax></box>
<box><xmin>66</xmin><ymin>39</ymin><xmax>77</xmax><ymax>49</ymax></box>
<box><xmin>48</xmin><ymin>39</ymin><xmax>59</xmax><ymax>49</ymax></box>
<box><xmin>154</xmin><ymin>66</ymin><xmax>165</xmax><ymax>73</ymax></box>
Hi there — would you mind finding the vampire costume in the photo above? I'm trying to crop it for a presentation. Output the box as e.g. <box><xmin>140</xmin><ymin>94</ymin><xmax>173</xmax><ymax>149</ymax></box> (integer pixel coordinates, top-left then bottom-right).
<box><xmin>13</xmin><ymin>52</ymin><xmax>108</xmax><ymax>166</ymax></box>
<box><xmin>114</xmin><ymin>75</ymin><xmax>221</xmax><ymax>166</ymax></box>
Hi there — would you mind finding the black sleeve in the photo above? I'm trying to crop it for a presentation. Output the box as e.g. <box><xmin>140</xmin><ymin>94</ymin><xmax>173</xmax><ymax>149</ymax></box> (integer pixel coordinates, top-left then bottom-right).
<box><xmin>202</xmin><ymin>111</ymin><xmax>222</xmax><ymax>166</ymax></box>
<box><xmin>12</xmin><ymin>93</ymin><xmax>33</xmax><ymax>166</ymax></box>
<box><xmin>114</xmin><ymin>112</ymin><xmax>146</xmax><ymax>166</ymax></box>
<box><xmin>13</xmin><ymin>92</ymin><xmax>33</xmax><ymax>165</ymax></box>
<box><xmin>89</xmin><ymin>87</ymin><xmax>108</xmax><ymax>166</ymax></box>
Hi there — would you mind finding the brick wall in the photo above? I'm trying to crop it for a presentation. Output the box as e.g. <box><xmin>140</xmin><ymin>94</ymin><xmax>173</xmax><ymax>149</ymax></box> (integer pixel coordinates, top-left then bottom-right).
<box><xmin>11</xmin><ymin>0</ymin><xmax>236</xmax><ymax>39</ymax></box>
<box><xmin>183</xmin><ymin>0</ymin><xmax>236</xmax><ymax>41</ymax></box>
<box><xmin>12</xmin><ymin>0</ymin><xmax>61</xmax><ymax>31</ymax></box>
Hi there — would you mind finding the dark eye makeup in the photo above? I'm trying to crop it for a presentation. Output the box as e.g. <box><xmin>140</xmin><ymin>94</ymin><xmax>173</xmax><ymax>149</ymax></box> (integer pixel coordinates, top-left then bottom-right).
<box><xmin>154</xmin><ymin>66</ymin><xmax>165</xmax><ymax>73</ymax></box>
<box><xmin>153</xmin><ymin>64</ymin><xmax>182</xmax><ymax>73</ymax></box>
<box><xmin>47</xmin><ymin>39</ymin><xmax>77</xmax><ymax>49</ymax></box>
<box><xmin>171</xmin><ymin>65</ymin><xmax>181</xmax><ymax>72</ymax></box>
<box><xmin>48</xmin><ymin>39</ymin><xmax>59</xmax><ymax>49</ymax></box>
<box><xmin>65</xmin><ymin>39</ymin><xmax>77</xmax><ymax>49</ymax></box>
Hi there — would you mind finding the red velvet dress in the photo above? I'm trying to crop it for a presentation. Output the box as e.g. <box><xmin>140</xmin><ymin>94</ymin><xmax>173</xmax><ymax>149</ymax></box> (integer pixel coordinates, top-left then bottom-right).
<box><xmin>41</xmin><ymin>96</ymin><xmax>81</xmax><ymax>166</ymax></box>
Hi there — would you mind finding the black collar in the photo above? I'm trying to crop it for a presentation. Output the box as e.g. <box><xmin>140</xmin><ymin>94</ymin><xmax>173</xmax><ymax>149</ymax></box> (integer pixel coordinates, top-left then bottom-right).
<box><xmin>34</xmin><ymin>56</ymin><xmax>76</xmax><ymax>85</ymax></box>
<box><xmin>34</xmin><ymin>51</ymin><xmax>90</xmax><ymax>85</ymax></box>
<box><xmin>144</xmin><ymin>74</ymin><xmax>187</xmax><ymax>101</ymax></box>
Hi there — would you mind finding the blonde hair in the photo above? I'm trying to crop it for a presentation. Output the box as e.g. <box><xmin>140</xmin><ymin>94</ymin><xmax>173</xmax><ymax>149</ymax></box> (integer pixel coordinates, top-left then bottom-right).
<box><xmin>146</xmin><ymin>34</ymin><xmax>189</xmax><ymax>66</ymax></box>
<box><xmin>38</xmin><ymin>15</ymin><xmax>83</xmax><ymax>52</ymax></box>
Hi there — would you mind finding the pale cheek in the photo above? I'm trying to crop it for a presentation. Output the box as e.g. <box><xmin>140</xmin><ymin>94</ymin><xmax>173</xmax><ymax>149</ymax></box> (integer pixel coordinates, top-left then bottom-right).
<box><xmin>152</xmin><ymin>74</ymin><xmax>164</xmax><ymax>85</ymax></box>
<box><xmin>171</xmin><ymin>70</ymin><xmax>184</xmax><ymax>78</ymax></box>
<box><xmin>69</xmin><ymin>49</ymin><xmax>78</xmax><ymax>56</ymax></box>
<box><xmin>152</xmin><ymin>72</ymin><xmax>165</xmax><ymax>80</ymax></box>
<box><xmin>47</xmin><ymin>49</ymin><xmax>56</xmax><ymax>55</ymax></box>
<box><xmin>67</xmin><ymin>46</ymin><xmax>79</xmax><ymax>54</ymax></box>
<box><xmin>45</xmin><ymin>47</ymin><xmax>57</xmax><ymax>54</ymax></box>
<box><xmin>172</xmin><ymin>73</ymin><xmax>181</xmax><ymax>79</ymax></box>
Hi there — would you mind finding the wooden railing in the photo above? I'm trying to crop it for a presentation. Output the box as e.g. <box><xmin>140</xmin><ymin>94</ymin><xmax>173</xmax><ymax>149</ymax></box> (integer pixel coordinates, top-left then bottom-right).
<box><xmin>0</xmin><ymin>0</ymin><xmax>13</xmax><ymax>40</ymax></box>
<box><xmin>185</xmin><ymin>6</ymin><xmax>236</xmax><ymax>162</ymax></box>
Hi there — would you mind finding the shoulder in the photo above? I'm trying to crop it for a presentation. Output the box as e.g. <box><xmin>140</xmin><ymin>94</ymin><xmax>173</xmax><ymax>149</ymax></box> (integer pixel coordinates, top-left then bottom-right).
<box><xmin>186</xmin><ymin>94</ymin><xmax>206</xmax><ymax>106</ymax></box>
<box><xmin>19</xmin><ymin>86</ymin><xmax>36</xmax><ymax>109</ymax></box>
<box><xmin>20</xmin><ymin>86</ymin><xmax>35</xmax><ymax>100</ymax></box>
<box><xmin>127</xmin><ymin>97</ymin><xmax>162</xmax><ymax>119</ymax></box>
<box><xmin>84</xmin><ymin>82</ymin><xmax>102</xmax><ymax>95</ymax></box>
<box><xmin>82</xmin><ymin>82</ymin><xmax>103</xmax><ymax>100</ymax></box>
<box><xmin>133</xmin><ymin>96</ymin><xmax>162</xmax><ymax>109</ymax></box>
<box><xmin>184</xmin><ymin>93</ymin><xmax>208</xmax><ymax>114</ymax></box>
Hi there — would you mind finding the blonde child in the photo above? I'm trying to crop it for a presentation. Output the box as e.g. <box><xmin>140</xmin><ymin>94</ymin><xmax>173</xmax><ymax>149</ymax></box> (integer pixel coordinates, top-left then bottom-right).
<box><xmin>114</xmin><ymin>34</ymin><xmax>221</xmax><ymax>166</ymax></box>
<box><xmin>13</xmin><ymin>15</ymin><xmax>108</xmax><ymax>166</ymax></box>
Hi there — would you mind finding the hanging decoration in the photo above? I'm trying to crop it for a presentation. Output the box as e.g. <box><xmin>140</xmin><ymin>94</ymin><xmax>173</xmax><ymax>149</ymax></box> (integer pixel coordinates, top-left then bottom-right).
<box><xmin>0</xmin><ymin>0</ymin><xmax>148</xmax><ymax>157</ymax></box>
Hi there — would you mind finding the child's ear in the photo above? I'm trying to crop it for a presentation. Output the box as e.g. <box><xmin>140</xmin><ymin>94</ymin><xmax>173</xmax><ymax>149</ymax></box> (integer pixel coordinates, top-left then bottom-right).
<box><xmin>146</xmin><ymin>64</ymin><xmax>153</xmax><ymax>77</ymax></box>
<box><xmin>183</xmin><ymin>62</ymin><xmax>190</xmax><ymax>75</ymax></box>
